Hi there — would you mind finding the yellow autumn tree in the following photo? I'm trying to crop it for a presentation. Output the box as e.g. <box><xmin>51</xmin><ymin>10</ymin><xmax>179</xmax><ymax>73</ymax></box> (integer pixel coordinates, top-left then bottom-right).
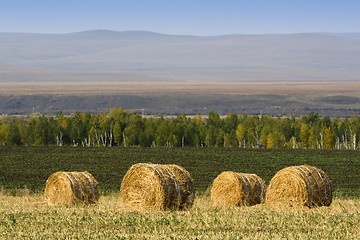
<box><xmin>323</xmin><ymin>127</ymin><xmax>335</xmax><ymax>150</ymax></box>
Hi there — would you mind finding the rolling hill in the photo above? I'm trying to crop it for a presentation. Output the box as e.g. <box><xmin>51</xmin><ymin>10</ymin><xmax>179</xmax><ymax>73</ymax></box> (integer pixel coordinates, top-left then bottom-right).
<box><xmin>1</xmin><ymin>30</ymin><xmax>360</xmax><ymax>82</ymax></box>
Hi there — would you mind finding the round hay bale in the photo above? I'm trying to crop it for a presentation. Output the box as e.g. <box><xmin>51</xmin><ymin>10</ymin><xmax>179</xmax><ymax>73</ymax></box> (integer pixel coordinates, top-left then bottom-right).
<box><xmin>44</xmin><ymin>171</ymin><xmax>99</xmax><ymax>205</ymax></box>
<box><xmin>167</xmin><ymin>164</ymin><xmax>195</xmax><ymax>210</ymax></box>
<box><xmin>210</xmin><ymin>171</ymin><xmax>266</xmax><ymax>207</ymax></box>
<box><xmin>265</xmin><ymin>165</ymin><xmax>333</xmax><ymax>208</ymax></box>
<box><xmin>119</xmin><ymin>163</ymin><xmax>195</xmax><ymax>211</ymax></box>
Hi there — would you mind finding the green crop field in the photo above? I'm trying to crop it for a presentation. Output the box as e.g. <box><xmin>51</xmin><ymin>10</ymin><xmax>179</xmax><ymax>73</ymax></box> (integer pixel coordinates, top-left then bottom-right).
<box><xmin>0</xmin><ymin>147</ymin><xmax>359</xmax><ymax>239</ymax></box>
<box><xmin>0</xmin><ymin>147</ymin><xmax>359</xmax><ymax>197</ymax></box>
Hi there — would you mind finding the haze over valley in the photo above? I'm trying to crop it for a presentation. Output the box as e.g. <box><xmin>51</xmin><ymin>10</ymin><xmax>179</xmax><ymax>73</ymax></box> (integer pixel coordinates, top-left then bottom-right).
<box><xmin>1</xmin><ymin>30</ymin><xmax>360</xmax><ymax>82</ymax></box>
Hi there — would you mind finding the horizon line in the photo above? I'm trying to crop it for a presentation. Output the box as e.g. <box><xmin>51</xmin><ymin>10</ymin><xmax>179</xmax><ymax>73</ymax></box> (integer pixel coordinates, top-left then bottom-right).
<box><xmin>1</xmin><ymin>29</ymin><xmax>360</xmax><ymax>37</ymax></box>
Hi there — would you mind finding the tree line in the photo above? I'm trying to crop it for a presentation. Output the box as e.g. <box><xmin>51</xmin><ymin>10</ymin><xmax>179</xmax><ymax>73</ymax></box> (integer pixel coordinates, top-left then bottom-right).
<box><xmin>0</xmin><ymin>108</ymin><xmax>359</xmax><ymax>150</ymax></box>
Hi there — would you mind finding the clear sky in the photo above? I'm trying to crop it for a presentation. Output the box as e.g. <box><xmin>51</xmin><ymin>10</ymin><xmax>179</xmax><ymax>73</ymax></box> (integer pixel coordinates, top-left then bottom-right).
<box><xmin>1</xmin><ymin>0</ymin><xmax>360</xmax><ymax>35</ymax></box>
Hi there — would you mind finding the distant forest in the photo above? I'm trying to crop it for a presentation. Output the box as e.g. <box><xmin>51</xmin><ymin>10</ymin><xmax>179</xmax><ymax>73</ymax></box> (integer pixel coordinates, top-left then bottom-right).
<box><xmin>0</xmin><ymin>108</ymin><xmax>359</xmax><ymax>150</ymax></box>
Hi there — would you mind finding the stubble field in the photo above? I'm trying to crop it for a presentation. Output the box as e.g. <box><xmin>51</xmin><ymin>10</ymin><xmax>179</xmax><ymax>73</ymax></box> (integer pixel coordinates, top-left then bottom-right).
<box><xmin>1</xmin><ymin>194</ymin><xmax>359</xmax><ymax>239</ymax></box>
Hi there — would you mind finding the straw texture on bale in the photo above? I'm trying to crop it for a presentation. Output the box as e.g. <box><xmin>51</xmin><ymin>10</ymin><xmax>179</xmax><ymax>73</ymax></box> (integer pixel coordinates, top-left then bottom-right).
<box><xmin>166</xmin><ymin>164</ymin><xmax>195</xmax><ymax>210</ymax></box>
<box><xmin>119</xmin><ymin>163</ymin><xmax>195</xmax><ymax>211</ymax></box>
<box><xmin>265</xmin><ymin>165</ymin><xmax>333</xmax><ymax>208</ymax></box>
<box><xmin>44</xmin><ymin>171</ymin><xmax>99</xmax><ymax>205</ymax></box>
<box><xmin>210</xmin><ymin>171</ymin><xmax>266</xmax><ymax>207</ymax></box>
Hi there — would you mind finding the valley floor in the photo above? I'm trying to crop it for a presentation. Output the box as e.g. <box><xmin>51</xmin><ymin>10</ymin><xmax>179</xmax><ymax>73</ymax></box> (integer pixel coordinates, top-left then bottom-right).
<box><xmin>1</xmin><ymin>81</ymin><xmax>360</xmax><ymax>116</ymax></box>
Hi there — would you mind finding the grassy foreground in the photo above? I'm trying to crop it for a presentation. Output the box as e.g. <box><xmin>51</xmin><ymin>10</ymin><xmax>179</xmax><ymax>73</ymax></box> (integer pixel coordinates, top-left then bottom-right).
<box><xmin>0</xmin><ymin>193</ymin><xmax>359</xmax><ymax>239</ymax></box>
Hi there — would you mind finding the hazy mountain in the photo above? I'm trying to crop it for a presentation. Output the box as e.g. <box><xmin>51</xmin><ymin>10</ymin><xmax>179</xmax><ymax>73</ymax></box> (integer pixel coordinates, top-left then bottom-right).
<box><xmin>1</xmin><ymin>30</ymin><xmax>360</xmax><ymax>82</ymax></box>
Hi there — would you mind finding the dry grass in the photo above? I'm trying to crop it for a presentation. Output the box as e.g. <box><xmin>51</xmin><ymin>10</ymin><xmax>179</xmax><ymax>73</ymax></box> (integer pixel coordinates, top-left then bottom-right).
<box><xmin>0</xmin><ymin>192</ymin><xmax>359</xmax><ymax>239</ymax></box>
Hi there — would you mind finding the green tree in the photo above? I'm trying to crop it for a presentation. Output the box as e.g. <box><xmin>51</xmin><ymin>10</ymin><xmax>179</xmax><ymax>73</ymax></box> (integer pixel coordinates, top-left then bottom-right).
<box><xmin>141</xmin><ymin>118</ymin><xmax>157</xmax><ymax>147</ymax></box>
<box><xmin>207</xmin><ymin>112</ymin><xmax>222</xmax><ymax>128</ymax></box>
<box><xmin>0</xmin><ymin>122</ymin><xmax>21</xmax><ymax>145</ymax></box>
<box><xmin>67</xmin><ymin>113</ymin><xmax>88</xmax><ymax>145</ymax></box>
<box><xmin>113</xmin><ymin>121</ymin><xmax>123</xmax><ymax>146</ymax></box>
<box><xmin>124</xmin><ymin>114</ymin><xmax>143</xmax><ymax>147</ymax></box>
<box><xmin>224</xmin><ymin>131</ymin><xmax>237</xmax><ymax>148</ymax></box>
<box><xmin>224</xmin><ymin>112</ymin><xmax>238</xmax><ymax>133</ymax></box>
<box><xmin>173</xmin><ymin>114</ymin><xmax>187</xmax><ymax>147</ymax></box>
<box><xmin>215</xmin><ymin>129</ymin><xmax>225</xmax><ymax>147</ymax></box>
<box><xmin>204</xmin><ymin>126</ymin><xmax>216</xmax><ymax>147</ymax></box>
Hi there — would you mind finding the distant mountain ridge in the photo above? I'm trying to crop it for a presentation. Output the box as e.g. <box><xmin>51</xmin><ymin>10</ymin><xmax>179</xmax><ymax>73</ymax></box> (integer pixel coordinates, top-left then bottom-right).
<box><xmin>1</xmin><ymin>30</ymin><xmax>360</xmax><ymax>82</ymax></box>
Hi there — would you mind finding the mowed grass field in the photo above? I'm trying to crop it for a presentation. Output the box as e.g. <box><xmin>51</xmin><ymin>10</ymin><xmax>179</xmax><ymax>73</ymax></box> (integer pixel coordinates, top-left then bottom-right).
<box><xmin>1</xmin><ymin>194</ymin><xmax>359</xmax><ymax>239</ymax></box>
<box><xmin>0</xmin><ymin>147</ymin><xmax>359</xmax><ymax>239</ymax></box>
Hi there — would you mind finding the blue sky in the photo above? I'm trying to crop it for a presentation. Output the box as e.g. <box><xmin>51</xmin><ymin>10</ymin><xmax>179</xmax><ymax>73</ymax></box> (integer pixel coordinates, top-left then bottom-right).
<box><xmin>1</xmin><ymin>0</ymin><xmax>360</xmax><ymax>35</ymax></box>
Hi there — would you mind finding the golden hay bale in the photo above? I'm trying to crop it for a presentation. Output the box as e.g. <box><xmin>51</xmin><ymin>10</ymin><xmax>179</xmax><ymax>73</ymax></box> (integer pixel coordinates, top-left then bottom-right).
<box><xmin>44</xmin><ymin>171</ymin><xmax>100</xmax><ymax>205</ymax></box>
<box><xmin>167</xmin><ymin>164</ymin><xmax>195</xmax><ymax>210</ymax></box>
<box><xmin>265</xmin><ymin>165</ymin><xmax>333</xmax><ymax>208</ymax></box>
<box><xmin>119</xmin><ymin>163</ymin><xmax>195</xmax><ymax>211</ymax></box>
<box><xmin>210</xmin><ymin>171</ymin><xmax>266</xmax><ymax>207</ymax></box>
